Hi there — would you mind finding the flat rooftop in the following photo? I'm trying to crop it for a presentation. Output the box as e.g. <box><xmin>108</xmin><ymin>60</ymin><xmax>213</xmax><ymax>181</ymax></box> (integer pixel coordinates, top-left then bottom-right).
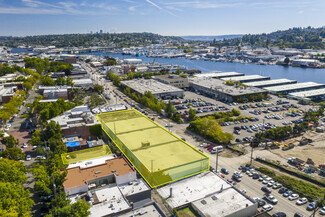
<box><xmin>192</xmin><ymin>188</ymin><xmax>256</xmax><ymax>217</ymax></box>
<box><xmin>221</xmin><ymin>75</ymin><xmax>270</xmax><ymax>82</ymax></box>
<box><xmin>118</xmin><ymin>203</ymin><xmax>165</xmax><ymax>217</ymax></box>
<box><xmin>63</xmin><ymin>157</ymin><xmax>134</xmax><ymax>190</ymax></box>
<box><xmin>190</xmin><ymin>77</ymin><xmax>266</xmax><ymax>96</ymax></box>
<box><xmin>118</xmin><ymin>178</ymin><xmax>150</xmax><ymax>197</ymax></box>
<box><xmin>157</xmin><ymin>171</ymin><xmax>254</xmax><ymax>210</ymax></box>
<box><xmin>120</xmin><ymin>79</ymin><xmax>183</xmax><ymax>95</ymax></box>
<box><xmin>243</xmin><ymin>79</ymin><xmax>297</xmax><ymax>88</ymax></box>
<box><xmin>194</xmin><ymin>71</ymin><xmax>244</xmax><ymax>78</ymax></box>
<box><xmin>98</xmin><ymin>110</ymin><xmax>209</xmax><ymax>188</ymax></box>
<box><xmin>89</xmin><ymin>186</ymin><xmax>131</xmax><ymax>217</ymax></box>
<box><xmin>264</xmin><ymin>82</ymin><xmax>325</xmax><ymax>93</ymax></box>
<box><xmin>289</xmin><ymin>88</ymin><xmax>325</xmax><ymax>99</ymax></box>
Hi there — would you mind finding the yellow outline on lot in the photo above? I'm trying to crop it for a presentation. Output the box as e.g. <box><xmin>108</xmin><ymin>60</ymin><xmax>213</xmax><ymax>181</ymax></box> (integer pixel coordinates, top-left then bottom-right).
<box><xmin>61</xmin><ymin>145</ymin><xmax>112</xmax><ymax>165</ymax></box>
<box><xmin>97</xmin><ymin>109</ymin><xmax>210</xmax><ymax>188</ymax></box>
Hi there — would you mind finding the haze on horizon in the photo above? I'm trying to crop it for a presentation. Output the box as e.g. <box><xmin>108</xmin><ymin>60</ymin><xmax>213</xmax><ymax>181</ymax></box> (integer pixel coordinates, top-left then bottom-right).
<box><xmin>0</xmin><ymin>0</ymin><xmax>324</xmax><ymax>37</ymax></box>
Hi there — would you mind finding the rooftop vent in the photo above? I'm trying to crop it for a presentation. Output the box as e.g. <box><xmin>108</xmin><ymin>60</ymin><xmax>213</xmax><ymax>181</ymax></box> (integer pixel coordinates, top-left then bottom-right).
<box><xmin>201</xmin><ymin>200</ymin><xmax>207</xmax><ymax>205</ymax></box>
<box><xmin>95</xmin><ymin>171</ymin><xmax>101</xmax><ymax>174</ymax></box>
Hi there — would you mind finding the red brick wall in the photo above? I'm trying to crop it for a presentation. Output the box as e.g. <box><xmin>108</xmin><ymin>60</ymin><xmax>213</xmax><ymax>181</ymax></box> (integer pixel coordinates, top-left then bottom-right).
<box><xmin>61</xmin><ymin>125</ymin><xmax>90</xmax><ymax>139</ymax></box>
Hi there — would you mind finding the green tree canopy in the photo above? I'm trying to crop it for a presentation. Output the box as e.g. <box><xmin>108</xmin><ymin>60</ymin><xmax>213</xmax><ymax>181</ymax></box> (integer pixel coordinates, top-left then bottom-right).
<box><xmin>0</xmin><ymin>159</ymin><xmax>27</xmax><ymax>184</ymax></box>
<box><xmin>0</xmin><ymin>182</ymin><xmax>34</xmax><ymax>217</ymax></box>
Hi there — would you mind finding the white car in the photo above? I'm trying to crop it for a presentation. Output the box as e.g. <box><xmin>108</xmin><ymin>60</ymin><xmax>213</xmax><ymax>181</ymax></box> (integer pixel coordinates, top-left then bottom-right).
<box><xmin>262</xmin><ymin>204</ymin><xmax>273</xmax><ymax>212</ymax></box>
<box><xmin>288</xmin><ymin>194</ymin><xmax>299</xmax><ymax>201</ymax></box>
<box><xmin>22</xmin><ymin>143</ymin><xmax>28</xmax><ymax>148</ymax></box>
<box><xmin>262</xmin><ymin>177</ymin><xmax>272</xmax><ymax>184</ymax></box>
<box><xmin>319</xmin><ymin>207</ymin><xmax>325</xmax><ymax>215</ymax></box>
<box><xmin>265</xmin><ymin>195</ymin><xmax>278</xmax><ymax>204</ymax></box>
<box><xmin>26</xmin><ymin>155</ymin><xmax>31</xmax><ymax>161</ymax></box>
<box><xmin>296</xmin><ymin>197</ymin><xmax>308</xmax><ymax>205</ymax></box>
<box><xmin>267</xmin><ymin>181</ymin><xmax>275</xmax><ymax>187</ymax></box>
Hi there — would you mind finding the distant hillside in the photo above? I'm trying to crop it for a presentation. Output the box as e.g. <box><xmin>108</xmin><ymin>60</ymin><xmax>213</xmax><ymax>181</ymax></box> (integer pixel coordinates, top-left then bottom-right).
<box><xmin>218</xmin><ymin>26</ymin><xmax>325</xmax><ymax>49</ymax></box>
<box><xmin>0</xmin><ymin>32</ymin><xmax>185</xmax><ymax>48</ymax></box>
<box><xmin>181</xmin><ymin>35</ymin><xmax>243</xmax><ymax>41</ymax></box>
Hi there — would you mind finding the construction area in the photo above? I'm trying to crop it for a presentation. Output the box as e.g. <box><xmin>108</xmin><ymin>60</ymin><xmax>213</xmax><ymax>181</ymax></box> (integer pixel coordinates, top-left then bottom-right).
<box><xmin>97</xmin><ymin>109</ymin><xmax>210</xmax><ymax>188</ymax></box>
<box><xmin>61</xmin><ymin>145</ymin><xmax>113</xmax><ymax>165</ymax></box>
<box><xmin>255</xmin><ymin>131</ymin><xmax>325</xmax><ymax>178</ymax></box>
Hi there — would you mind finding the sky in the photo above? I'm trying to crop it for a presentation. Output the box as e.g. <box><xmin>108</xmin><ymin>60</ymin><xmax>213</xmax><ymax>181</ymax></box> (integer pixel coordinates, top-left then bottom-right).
<box><xmin>0</xmin><ymin>0</ymin><xmax>325</xmax><ymax>36</ymax></box>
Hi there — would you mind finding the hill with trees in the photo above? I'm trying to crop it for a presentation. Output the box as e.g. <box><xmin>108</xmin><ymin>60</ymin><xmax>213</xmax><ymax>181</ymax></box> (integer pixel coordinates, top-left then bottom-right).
<box><xmin>0</xmin><ymin>32</ymin><xmax>185</xmax><ymax>48</ymax></box>
<box><xmin>213</xmin><ymin>26</ymin><xmax>325</xmax><ymax>49</ymax></box>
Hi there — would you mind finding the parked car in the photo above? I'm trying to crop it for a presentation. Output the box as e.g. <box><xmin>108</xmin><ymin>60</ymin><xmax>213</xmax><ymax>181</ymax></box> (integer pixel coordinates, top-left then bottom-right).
<box><xmin>221</xmin><ymin>168</ymin><xmax>229</xmax><ymax>175</ymax></box>
<box><xmin>26</xmin><ymin>155</ymin><xmax>31</xmax><ymax>161</ymax></box>
<box><xmin>22</xmin><ymin>143</ymin><xmax>28</xmax><ymax>148</ymax></box>
<box><xmin>296</xmin><ymin>197</ymin><xmax>308</xmax><ymax>205</ymax></box>
<box><xmin>307</xmin><ymin>201</ymin><xmax>317</xmax><ymax>211</ymax></box>
<box><xmin>261</xmin><ymin>186</ymin><xmax>272</xmax><ymax>194</ymax></box>
<box><xmin>272</xmin><ymin>212</ymin><xmax>287</xmax><ymax>217</ymax></box>
<box><xmin>279</xmin><ymin>187</ymin><xmax>288</xmax><ymax>194</ymax></box>
<box><xmin>288</xmin><ymin>194</ymin><xmax>299</xmax><ymax>201</ymax></box>
<box><xmin>265</xmin><ymin>195</ymin><xmax>278</xmax><ymax>204</ymax></box>
<box><xmin>294</xmin><ymin>213</ymin><xmax>305</xmax><ymax>217</ymax></box>
<box><xmin>283</xmin><ymin>190</ymin><xmax>293</xmax><ymax>197</ymax></box>
<box><xmin>319</xmin><ymin>207</ymin><xmax>325</xmax><ymax>215</ymax></box>
<box><xmin>262</xmin><ymin>204</ymin><xmax>273</xmax><ymax>212</ymax></box>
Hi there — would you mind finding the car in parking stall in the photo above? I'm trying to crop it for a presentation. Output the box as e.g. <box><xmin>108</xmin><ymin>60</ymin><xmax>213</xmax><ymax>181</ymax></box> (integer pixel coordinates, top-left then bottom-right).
<box><xmin>296</xmin><ymin>197</ymin><xmax>308</xmax><ymax>205</ymax></box>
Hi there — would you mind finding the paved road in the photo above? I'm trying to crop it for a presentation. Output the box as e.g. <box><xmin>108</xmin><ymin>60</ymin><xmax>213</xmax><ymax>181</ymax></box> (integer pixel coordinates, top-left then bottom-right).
<box><xmin>11</xmin><ymin>83</ymin><xmax>39</xmax><ymax>131</ymax></box>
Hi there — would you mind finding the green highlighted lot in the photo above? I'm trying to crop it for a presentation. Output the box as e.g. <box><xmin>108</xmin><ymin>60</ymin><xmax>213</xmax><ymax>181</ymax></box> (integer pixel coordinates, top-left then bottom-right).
<box><xmin>61</xmin><ymin>145</ymin><xmax>112</xmax><ymax>165</ymax></box>
<box><xmin>98</xmin><ymin>109</ymin><xmax>209</xmax><ymax>188</ymax></box>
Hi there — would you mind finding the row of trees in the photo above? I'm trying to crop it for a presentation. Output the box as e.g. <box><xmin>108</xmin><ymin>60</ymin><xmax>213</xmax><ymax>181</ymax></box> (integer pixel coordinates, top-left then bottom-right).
<box><xmin>0</xmin><ymin>158</ymin><xmax>34</xmax><ymax>216</ymax></box>
<box><xmin>0</xmin><ymin>90</ymin><xmax>26</xmax><ymax>124</ymax></box>
<box><xmin>255</xmin><ymin>125</ymin><xmax>293</xmax><ymax>141</ymax></box>
<box><xmin>30</xmin><ymin>121</ymin><xmax>90</xmax><ymax>216</ymax></box>
<box><xmin>1</xmin><ymin>135</ymin><xmax>25</xmax><ymax>161</ymax></box>
<box><xmin>30</xmin><ymin>97</ymin><xmax>76</xmax><ymax>123</ymax></box>
<box><xmin>40</xmin><ymin>76</ymin><xmax>74</xmax><ymax>86</ymax></box>
<box><xmin>187</xmin><ymin>116</ymin><xmax>234</xmax><ymax>144</ymax></box>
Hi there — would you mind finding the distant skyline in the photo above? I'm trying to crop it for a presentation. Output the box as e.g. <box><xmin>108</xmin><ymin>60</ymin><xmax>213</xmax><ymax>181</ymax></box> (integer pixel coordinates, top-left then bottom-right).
<box><xmin>1</xmin><ymin>0</ymin><xmax>325</xmax><ymax>36</ymax></box>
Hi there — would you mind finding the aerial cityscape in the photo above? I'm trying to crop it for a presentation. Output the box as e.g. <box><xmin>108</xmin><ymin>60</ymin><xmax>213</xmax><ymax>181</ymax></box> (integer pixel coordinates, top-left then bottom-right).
<box><xmin>1</xmin><ymin>0</ymin><xmax>325</xmax><ymax>217</ymax></box>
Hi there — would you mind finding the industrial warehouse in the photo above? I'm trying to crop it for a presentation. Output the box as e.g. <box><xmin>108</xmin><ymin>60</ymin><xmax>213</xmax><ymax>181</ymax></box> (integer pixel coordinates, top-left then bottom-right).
<box><xmin>264</xmin><ymin>82</ymin><xmax>325</xmax><ymax>94</ymax></box>
<box><xmin>189</xmin><ymin>77</ymin><xmax>267</xmax><ymax>102</ymax></box>
<box><xmin>194</xmin><ymin>71</ymin><xmax>245</xmax><ymax>78</ymax></box>
<box><xmin>220</xmin><ymin>75</ymin><xmax>271</xmax><ymax>83</ymax></box>
<box><xmin>120</xmin><ymin>79</ymin><xmax>184</xmax><ymax>99</ymax></box>
<box><xmin>242</xmin><ymin>78</ymin><xmax>297</xmax><ymax>88</ymax></box>
<box><xmin>97</xmin><ymin>109</ymin><xmax>210</xmax><ymax>188</ymax></box>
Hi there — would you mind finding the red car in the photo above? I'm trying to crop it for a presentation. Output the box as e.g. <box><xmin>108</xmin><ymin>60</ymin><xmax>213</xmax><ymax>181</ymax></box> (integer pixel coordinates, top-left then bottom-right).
<box><xmin>227</xmin><ymin>178</ymin><xmax>233</xmax><ymax>183</ymax></box>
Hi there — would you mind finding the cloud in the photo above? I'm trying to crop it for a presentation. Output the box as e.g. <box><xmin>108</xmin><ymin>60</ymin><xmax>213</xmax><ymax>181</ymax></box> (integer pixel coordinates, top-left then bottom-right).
<box><xmin>297</xmin><ymin>10</ymin><xmax>304</xmax><ymax>14</ymax></box>
<box><xmin>145</xmin><ymin>0</ymin><xmax>176</xmax><ymax>16</ymax></box>
<box><xmin>129</xmin><ymin>6</ymin><xmax>136</xmax><ymax>11</ymax></box>
<box><xmin>0</xmin><ymin>7</ymin><xmax>63</xmax><ymax>14</ymax></box>
<box><xmin>21</xmin><ymin>0</ymin><xmax>62</xmax><ymax>9</ymax></box>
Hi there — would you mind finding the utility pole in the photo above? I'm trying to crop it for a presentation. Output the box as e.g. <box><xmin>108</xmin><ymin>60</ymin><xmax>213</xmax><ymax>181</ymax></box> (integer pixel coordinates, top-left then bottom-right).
<box><xmin>52</xmin><ymin>175</ymin><xmax>57</xmax><ymax>200</ymax></box>
<box><xmin>216</xmin><ymin>149</ymin><xmax>219</xmax><ymax>173</ymax></box>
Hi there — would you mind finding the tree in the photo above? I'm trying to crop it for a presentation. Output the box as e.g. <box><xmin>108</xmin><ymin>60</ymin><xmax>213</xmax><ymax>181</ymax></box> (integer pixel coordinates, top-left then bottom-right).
<box><xmin>3</xmin><ymin>135</ymin><xmax>19</xmax><ymax>148</ymax></box>
<box><xmin>284</xmin><ymin>57</ymin><xmax>290</xmax><ymax>65</ymax></box>
<box><xmin>1</xmin><ymin>147</ymin><xmax>25</xmax><ymax>161</ymax></box>
<box><xmin>165</xmin><ymin>101</ymin><xmax>176</xmax><ymax>118</ymax></box>
<box><xmin>0</xmin><ymin>159</ymin><xmax>27</xmax><ymax>184</ymax></box>
<box><xmin>188</xmin><ymin>108</ymin><xmax>197</xmax><ymax>121</ymax></box>
<box><xmin>46</xmin><ymin>199</ymin><xmax>90</xmax><ymax>217</ymax></box>
<box><xmin>31</xmin><ymin>164</ymin><xmax>52</xmax><ymax>196</ymax></box>
<box><xmin>0</xmin><ymin>182</ymin><xmax>34</xmax><ymax>217</ymax></box>
<box><xmin>89</xmin><ymin>124</ymin><xmax>103</xmax><ymax>139</ymax></box>
<box><xmin>88</xmin><ymin>94</ymin><xmax>104</xmax><ymax>108</ymax></box>
<box><xmin>94</xmin><ymin>85</ymin><xmax>104</xmax><ymax>94</ymax></box>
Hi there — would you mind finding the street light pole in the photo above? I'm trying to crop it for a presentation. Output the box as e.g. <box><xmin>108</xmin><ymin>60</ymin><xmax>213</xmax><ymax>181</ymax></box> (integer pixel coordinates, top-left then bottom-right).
<box><xmin>216</xmin><ymin>149</ymin><xmax>219</xmax><ymax>173</ymax></box>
